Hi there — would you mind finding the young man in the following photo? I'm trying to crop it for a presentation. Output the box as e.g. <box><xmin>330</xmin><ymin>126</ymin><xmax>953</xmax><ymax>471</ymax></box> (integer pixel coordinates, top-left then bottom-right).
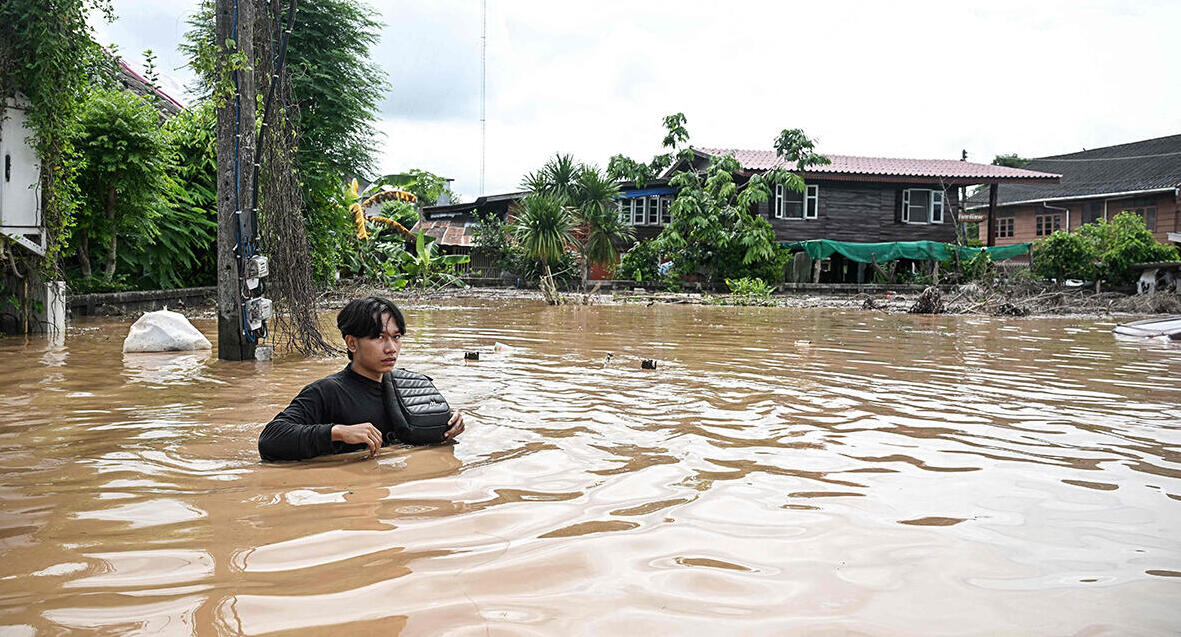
<box><xmin>258</xmin><ymin>296</ymin><xmax>465</xmax><ymax>461</ymax></box>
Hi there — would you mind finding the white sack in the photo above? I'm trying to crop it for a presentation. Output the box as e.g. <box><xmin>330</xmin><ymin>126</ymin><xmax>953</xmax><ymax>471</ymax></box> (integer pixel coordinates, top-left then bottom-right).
<box><xmin>123</xmin><ymin>310</ymin><xmax>212</xmax><ymax>353</ymax></box>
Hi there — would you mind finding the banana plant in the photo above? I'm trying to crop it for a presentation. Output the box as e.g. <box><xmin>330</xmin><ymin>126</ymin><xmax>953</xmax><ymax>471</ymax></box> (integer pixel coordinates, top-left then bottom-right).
<box><xmin>398</xmin><ymin>231</ymin><xmax>470</xmax><ymax>289</ymax></box>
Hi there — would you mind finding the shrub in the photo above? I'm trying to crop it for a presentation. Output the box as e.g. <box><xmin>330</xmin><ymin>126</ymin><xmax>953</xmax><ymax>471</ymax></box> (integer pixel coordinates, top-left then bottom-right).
<box><xmin>618</xmin><ymin>240</ymin><xmax>662</xmax><ymax>282</ymax></box>
<box><xmin>1079</xmin><ymin>212</ymin><xmax>1178</xmax><ymax>285</ymax></box>
<box><xmin>725</xmin><ymin>277</ymin><xmax>774</xmax><ymax>298</ymax></box>
<box><xmin>1033</xmin><ymin>231</ymin><xmax>1097</xmax><ymax>281</ymax></box>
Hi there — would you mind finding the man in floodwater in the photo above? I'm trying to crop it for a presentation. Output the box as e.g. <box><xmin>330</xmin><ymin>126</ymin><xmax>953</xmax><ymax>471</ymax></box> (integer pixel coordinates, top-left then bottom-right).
<box><xmin>258</xmin><ymin>296</ymin><xmax>465</xmax><ymax>461</ymax></box>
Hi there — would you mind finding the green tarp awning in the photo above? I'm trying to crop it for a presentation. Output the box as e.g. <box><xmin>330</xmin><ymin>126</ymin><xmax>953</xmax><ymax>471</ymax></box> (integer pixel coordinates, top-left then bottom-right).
<box><xmin>780</xmin><ymin>239</ymin><xmax>1032</xmax><ymax>264</ymax></box>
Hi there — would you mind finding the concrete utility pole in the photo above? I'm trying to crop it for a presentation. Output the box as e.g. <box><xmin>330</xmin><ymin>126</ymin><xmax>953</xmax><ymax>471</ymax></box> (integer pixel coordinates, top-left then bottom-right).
<box><xmin>215</xmin><ymin>0</ymin><xmax>256</xmax><ymax>360</ymax></box>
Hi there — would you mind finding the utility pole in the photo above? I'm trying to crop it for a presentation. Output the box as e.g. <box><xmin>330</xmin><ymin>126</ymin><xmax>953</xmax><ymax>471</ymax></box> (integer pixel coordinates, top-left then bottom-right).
<box><xmin>216</xmin><ymin>0</ymin><xmax>257</xmax><ymax>360</ymax></box>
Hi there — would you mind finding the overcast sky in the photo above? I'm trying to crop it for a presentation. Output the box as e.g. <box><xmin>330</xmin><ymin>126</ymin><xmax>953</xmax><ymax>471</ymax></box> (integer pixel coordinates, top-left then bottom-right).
<box><xmin>93</xmin><ymin>0</ymin><xmax>1180</xmax><ymax>201</ymax></box>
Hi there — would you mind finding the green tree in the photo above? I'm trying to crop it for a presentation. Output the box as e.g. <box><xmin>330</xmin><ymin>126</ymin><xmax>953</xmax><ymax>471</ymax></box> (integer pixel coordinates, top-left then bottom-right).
<box><xmin>1032</xmin><ymin>230</ymin><xmax>1096</xmax><ymax>281</ymax></box>
<box><xmin>522</xmin><ymin>154</ymin><xmax>634</xmax><ymax>287</ymax></box>
<box><xmin>1</xmin><ymin>0</ymin><xmax>113</xmax><ymax>329</ymax></box>
<box><xmin>992</xmin><ymin>153</ymin><xmax>1030</xmax><ymax>169</ymax></box>
<box><xmin>1079</xmin><ymin>212</ymin><xmax>1178</xmax><ymax>284</ymax></box>
<box><xmin>512</xmin><ymin>193</ymin><xmax>574</xmax><ymax>304</ymax></box>
<box><xmin>184</xmin><ymin>0</ymin><xmax>389</xmax><ymax>283</ymax></box>
<box><xmin>607</xmin><ymin>112</ymin><xmax>690</xmax><ymax>187</ymax></box>
<box><xmin>365</xmin><ymin>168</ymin><xmax>456</xmax><ymax>206</ymax></box>
<box><xmin>655</xmin><ymin>124</ymin><xmax>828</xmax><ymax>284</ymax></box>
<box><xmin>571</xmin><ymin>165</ymin><xmax>633</xmax><ymax>285</ymax></box>
<box><xmin>71</xmin><ymin>87</ymin><xmax>171</xmax><ymax>283</ymax></box>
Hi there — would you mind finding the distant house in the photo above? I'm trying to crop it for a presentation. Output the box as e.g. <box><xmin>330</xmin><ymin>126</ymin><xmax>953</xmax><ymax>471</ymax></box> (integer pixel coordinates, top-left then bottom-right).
<box><xmin>115</xmin><ymin>59</ymin><xmax>184</xmax><ymax>118</ymax></box>
<box><xmin>417</xmin><ymin>191</ymin><xmax>527</xmax><ymax>275</ymax></box>
<box><xmin>964</xmin><ymin>134</ymin><xmax>1181</xmax><ymax>247</ymax></box>
<box><xmin>661</xmin><ymin>148</ymin><xmax>1059</xmax><ymax>244</ymax></box>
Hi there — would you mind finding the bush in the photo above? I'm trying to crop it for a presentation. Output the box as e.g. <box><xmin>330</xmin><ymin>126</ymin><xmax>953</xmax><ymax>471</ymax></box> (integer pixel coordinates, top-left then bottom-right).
<box><xmin>618</xmin><ymin>240</ymin><xmax>662</xmax><ymax>282</ymax></box>
<box><xmin>1032</xmin><ymin>212</ymin><xmax>1178</xmax><ymax>285</ymax></box>
<box><xmin>725</xmin><ymin>277</ymin><xmax>773</xmax><ymax>298</ymax></box>
<box><xmin>471</xmin><ymin>213</ymin><xmax>578</xmax><ymax>284</ymax></box>
<box><xmin>1033</xmin><ymin>230</ymin><xmax>1096</xmax><ymax>281</ymax></box>
<box><xmin>1079</xmin><ymin>212</ymin><xmax>1178</xmax><ymax>285</ymax></box>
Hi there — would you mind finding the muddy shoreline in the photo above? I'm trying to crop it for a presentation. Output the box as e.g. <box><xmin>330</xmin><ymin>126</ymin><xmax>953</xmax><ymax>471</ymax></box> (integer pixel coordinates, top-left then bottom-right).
<box><xmin>72</xmin><ymin>283</ymin><xmax>1179</xmax><ymax>321</ymax></box>
<box><xmin>325</xmin><ymin>283</ymin><xmax>1180</xmax><ymax>319</ymax></box>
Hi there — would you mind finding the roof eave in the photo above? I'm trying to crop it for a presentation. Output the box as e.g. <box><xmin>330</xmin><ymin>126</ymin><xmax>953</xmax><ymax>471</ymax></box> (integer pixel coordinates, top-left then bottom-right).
<box><xmin>964</xmin><ymin>185</ymin><xmax>1179</xmax><ymax>210</ymax></box>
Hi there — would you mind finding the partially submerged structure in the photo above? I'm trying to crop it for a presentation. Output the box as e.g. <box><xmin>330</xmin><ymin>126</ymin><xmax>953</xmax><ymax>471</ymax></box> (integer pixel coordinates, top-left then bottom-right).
<box><xmin>965</xmin><ymin>134</ymin><xmax>1181</xmax><ymax>247</ymax></box>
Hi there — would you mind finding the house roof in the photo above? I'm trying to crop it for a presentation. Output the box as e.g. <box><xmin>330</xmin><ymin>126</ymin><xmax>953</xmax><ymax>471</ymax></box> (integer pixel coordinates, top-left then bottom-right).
<box><xmin>964</xmin><ymin>134</ymin><xmax>1181</xmax><ymax>208</ymax></box>
<box><xmin>691</xmin><ymin>147</ymin><xmax>1060</xmax><ymax>184</ymax></box>
<box><xmin>117</xmin><ymin>60</ymin><xmax>184</xmax><ymax>117</ymax></box>
<box><xmin>412</xmin><ymin>217</ymin><xmax>478</xmax><ymax>247</ymax></box>
<box><xmin>421</xmin><ymin>190</ymin><xmax>529</xmax><ymax>217</ymax></box>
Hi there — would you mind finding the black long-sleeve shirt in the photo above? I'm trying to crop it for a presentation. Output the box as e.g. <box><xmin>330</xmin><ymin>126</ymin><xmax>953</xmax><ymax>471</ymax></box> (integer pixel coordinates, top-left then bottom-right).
<box><xmin>258</xmin><ymin>365</ymin><xmax>394</xmax><ymax>461</ymax></box>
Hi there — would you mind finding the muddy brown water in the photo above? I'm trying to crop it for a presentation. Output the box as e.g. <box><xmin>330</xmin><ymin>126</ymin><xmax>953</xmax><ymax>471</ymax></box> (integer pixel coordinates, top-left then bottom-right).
<box><xmin>0</xmin><ymin>299</ymin><xmax>1179</xmax><ymax>635</ymax></box>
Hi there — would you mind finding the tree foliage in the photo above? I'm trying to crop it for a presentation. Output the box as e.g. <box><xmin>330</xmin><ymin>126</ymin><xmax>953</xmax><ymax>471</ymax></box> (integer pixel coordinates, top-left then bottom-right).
<box><xmin>1033</xmin><ymin>212</ymin><xmax>1178</xmax><ymax>284</ymax></box>
<box><xmin>184</xmin><ymin>0</ymin><xmax>390</xmax><ymax>283</ymax></box>
<box><xmin>992</xmin><ymin>153</ymin><xmax>1030</xmax><ymax>169</ymax></box>
<box><xmin>71</xmin><ymin>87</ymin><xmax>172</xmax><ymax>283</ymax></box>
<box><xmin>511</xmin><ymin>193</ymin><xmax>575</xmax><ymax>303</ymax></box>
<box><xmin>0</xmin><ymin>0</ymin><xmax>114</xmax><ymax>328</ymax></box>
<box><xmin>366</xmin><ymin>169</ymin><xmax>456</xmax><ymax>206</ymax></box>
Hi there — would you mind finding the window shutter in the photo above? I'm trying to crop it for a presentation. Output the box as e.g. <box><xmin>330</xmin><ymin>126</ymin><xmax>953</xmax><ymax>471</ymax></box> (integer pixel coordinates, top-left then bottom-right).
<box><xmin>894</xmin><ymin>190</ymin><xmax>904</xmax><ymax>224</ymax></box>
<box><xmin>901</xmin><ymin>190</ymin><xmax>911</xmax><ymax>223</ymax></box>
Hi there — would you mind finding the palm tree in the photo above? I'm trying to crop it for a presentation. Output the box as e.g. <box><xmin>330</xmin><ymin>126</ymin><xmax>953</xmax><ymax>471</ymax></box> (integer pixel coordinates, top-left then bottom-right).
<box><xmin>571</xmin><ymin>166</ymin><xmax>632</xmax><ymax>286</ymax></box>
<box><xmin>512</xmin><ymin>193</ymin><xmax>575</xmax><ymax>304</ymax></box>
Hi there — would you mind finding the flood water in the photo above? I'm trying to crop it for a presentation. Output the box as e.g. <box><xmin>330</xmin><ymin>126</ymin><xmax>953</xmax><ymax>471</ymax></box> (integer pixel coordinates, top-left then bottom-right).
<box><xmin>0</xmin><ymin>299</ymin><xmax>1178</xmax><ymax>635</ymax></box>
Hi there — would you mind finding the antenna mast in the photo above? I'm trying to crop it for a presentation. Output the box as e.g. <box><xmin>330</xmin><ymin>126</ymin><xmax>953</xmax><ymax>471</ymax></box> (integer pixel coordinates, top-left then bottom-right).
<box><xmin>480</xmin><ymin>0</ymin><xmax>486</xmax><ymax>196</ymax></box>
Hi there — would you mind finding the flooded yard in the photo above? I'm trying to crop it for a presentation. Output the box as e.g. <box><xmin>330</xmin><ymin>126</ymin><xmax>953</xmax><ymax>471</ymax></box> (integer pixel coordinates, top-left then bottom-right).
<box><xmin>0</xmin><ymin>299</ymin><xmax>1178</xmax><ymax>634</ymax></box>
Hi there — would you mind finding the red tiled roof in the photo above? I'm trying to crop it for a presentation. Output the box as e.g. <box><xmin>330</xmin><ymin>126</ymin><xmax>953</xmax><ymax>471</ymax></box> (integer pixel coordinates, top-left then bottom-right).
<box><xmin>413</xmin><ymin>217</ymin><xmax>477</xmax><ymax>247</ymax></box>
<box><xmin>695</xmin><ymin>148</ymin><xmax>1060</xmax><ymax>182</ymax></box>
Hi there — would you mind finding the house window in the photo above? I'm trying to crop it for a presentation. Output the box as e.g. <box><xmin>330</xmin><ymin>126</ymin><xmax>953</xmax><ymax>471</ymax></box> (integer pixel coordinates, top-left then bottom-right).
<box><xmin>1035</xmin><ymin>214</ymin><xmax>1062</xmax><ymax>236</ymax></box>
<box><xmin>1121</xmin><ymin>198</ymin><xmax>1157</xmax><ymax>231</ymax></box>
<box><xmin>618</xmin><ymin>196</ymin><xmax>674</xmax><ymax>226</ymax></box>
<box><xmin>1082</xmin><ymin>201</ymin><xmax>1103</xmax><ymax>225</ymax></box>
<box><xmin>804</xmin><ymin>185</ymin><xmax>819</xmax><ymax>219</ymax></box>
<box><xmin>902</xmin><ymin>189</ymin><xmax>945</xmax><ymax>224</ymax></box>
<box><xmin>996</xmin><ymin>217</ymin><xmax>1014</xmax><ymax>238</ymax></box>
<box><xmin>631</xmin><ymin>198</ymin><xmax>645</xmax><ymax>225</ymax></box>
<box><xmin>774</xmin><ymin>183</ymin><xmax>814</xmax><ymax>219</ymax></box>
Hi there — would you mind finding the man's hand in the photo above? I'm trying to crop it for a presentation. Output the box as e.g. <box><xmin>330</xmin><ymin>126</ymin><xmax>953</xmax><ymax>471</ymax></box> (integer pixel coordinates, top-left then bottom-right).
<box><xmin>445</xmin><ymin>411</ymin><xmax>465</xmax><ymax>441</ymax></box>
<box><xmin>331</xmin><ymin>422</ymin><xmax>382</xmax><ymax>457</ymax></box>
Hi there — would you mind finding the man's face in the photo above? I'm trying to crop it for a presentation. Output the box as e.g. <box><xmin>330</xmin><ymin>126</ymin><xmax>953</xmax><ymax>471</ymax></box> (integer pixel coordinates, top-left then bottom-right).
<box><xmin>348</xmin><ymin>313</ymin><xmax>402</xmax><ymax>379</ymax></box>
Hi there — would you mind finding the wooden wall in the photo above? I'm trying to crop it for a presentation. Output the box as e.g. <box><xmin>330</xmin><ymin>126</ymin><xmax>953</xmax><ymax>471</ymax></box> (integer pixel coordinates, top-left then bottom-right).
<box><xmin>984</xmin><ymin>191</ymin><xmax>1179</xmax><ymax>246</ymax></box>
<box><xmin>755</xmin><ymin>180</ymin><xmax>960</xmax><ymax>243</ymax></box>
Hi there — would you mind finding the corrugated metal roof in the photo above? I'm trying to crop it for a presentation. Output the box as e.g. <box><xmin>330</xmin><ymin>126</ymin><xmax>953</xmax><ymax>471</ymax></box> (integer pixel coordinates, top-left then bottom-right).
<box><xmin>696</xmin><ymin>147</ymin><xmax>1060</xmax><ymax>182</ymax></box>
<box><xmin>413</xmin><ymin>218</ymin><xmax>477</xmax><ymax>247</ymax></box>
<box><xmin>963</xmin><ymin>134</ymin><xmax>1181</xmax><ymax>207</ymax></box>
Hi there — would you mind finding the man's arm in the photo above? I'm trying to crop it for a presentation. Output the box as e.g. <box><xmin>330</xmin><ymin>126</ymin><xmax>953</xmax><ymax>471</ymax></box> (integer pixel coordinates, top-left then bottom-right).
<box><xmin>258</xmin><ymin>384</ymin><xmax>338</xmax><ymax>461</ymax></box>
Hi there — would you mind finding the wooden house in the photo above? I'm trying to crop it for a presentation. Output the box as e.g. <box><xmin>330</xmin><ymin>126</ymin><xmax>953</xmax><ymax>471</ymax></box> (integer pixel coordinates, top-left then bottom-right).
<box><xmin>658</xmin><ymin>148</ymin><xmax>1059</xmax><ymax>244</ymax></box>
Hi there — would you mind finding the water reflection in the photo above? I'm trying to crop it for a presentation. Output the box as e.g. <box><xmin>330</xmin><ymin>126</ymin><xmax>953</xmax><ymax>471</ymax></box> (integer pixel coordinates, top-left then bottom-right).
<box><xmin>0</xmin><ymin>301</ymin><xmax>1178</xmax><ymax>634</ymax></box>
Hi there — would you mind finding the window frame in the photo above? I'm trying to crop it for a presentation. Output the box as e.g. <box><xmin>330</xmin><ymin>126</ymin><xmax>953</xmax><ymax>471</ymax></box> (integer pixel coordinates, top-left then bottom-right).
<box><xmin>1035</xmin><ymin>213</ymin><xmax>1062</xmax><ymax>236</ymax></box>
<box><xmin>996</xmin><ymin>217</ymin><xmax>1014</xmax><ymax>238</ymax></box>
<box><xmin>902</xmin><ymin>188</ymin><xmax>945</xmax><ymax>224</ymax></box>
<box><xmin>647</xmin><ymin>195</ymin><xmax>660</xmax><ymax>225</ymax></box>
<box><xmin>774</xmin><ymin>183</ymin><xmax>808</xmax><ymax>220</ymax></box>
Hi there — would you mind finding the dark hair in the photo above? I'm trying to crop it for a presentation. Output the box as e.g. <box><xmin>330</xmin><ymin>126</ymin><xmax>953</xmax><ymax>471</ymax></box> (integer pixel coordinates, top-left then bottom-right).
<box><xmin>337</xmin><ymin>296</ymin><xmax>406</xmax><ymax>359</ymax></box>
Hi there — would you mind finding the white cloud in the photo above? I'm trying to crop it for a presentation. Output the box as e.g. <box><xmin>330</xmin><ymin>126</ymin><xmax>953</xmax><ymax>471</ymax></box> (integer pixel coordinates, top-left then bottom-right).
<box><xmin>100</xmin><ymin>0</ymin><xmax>1181</xmax><ymax>196</ymax></box>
